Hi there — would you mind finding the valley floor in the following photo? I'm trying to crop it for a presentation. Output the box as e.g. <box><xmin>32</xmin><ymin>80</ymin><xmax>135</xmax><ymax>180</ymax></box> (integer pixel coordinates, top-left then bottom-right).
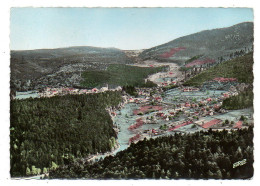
<box><xmin>12</xmin><ymin>57</ymin><xmax>254</xmax><ymax>179</ymax></box>
<box><xmin>130</xmin><ymin>60</ymin><xmax>184</xmax><ymax>86</ymax></box>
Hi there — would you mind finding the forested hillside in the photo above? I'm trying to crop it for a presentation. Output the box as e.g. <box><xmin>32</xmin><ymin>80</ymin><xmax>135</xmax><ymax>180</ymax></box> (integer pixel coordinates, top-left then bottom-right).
<box><xmin>81</xmin><ymin>64</ymin><xmax>167</xmax><ymax>88</ymax></box>
<box><xmin>49</xmin><ymin>127</ymin><xmax>254</xmax><ymax>179</ymax></box>
<box><xmin>10</xmin><ymin>91</ymin><xmax>122</xmax><ymax>177</ymax></box>
<box><xmin>139</xmin><ymin>22</ymin><xmax>253</xmax><ymax>64</ymax></box>
<box><xmin>11</xmin><ymin>46</ymin><xmax>133</xmax><ymax>91</ymax></box>
<box><xmin>11</xmin><ymin>46</ymin><xmax>132</xmax><ymax>80</ymax></box>
<box><xmin>184</xmin><ymin>52</ymin><xmax>253</xmax><ymax>87</ymax></box>
<box><xmin>222</xmin><ymin>89</ymin><xmax>253</xmax><ymax>110</ymax></box>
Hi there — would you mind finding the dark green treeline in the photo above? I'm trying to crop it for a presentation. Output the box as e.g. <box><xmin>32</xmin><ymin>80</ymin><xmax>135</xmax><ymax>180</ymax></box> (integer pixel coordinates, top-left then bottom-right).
<box><xmin>10</xmin><ymin>91</ymin><xmax>122</xmax><ymax>177</ymax></box>
<box><xmin>50</xmin><ymin>127</ymin><xmax>254</xmax><ymax>179</ymax></box>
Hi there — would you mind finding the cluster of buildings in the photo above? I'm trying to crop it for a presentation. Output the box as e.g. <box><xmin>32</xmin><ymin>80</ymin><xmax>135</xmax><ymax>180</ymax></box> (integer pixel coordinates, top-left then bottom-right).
<box><xmin>182</xmin><ymin>87</ymin><xmax>200</xmax><ymax>92</ymax></box>
<box><xmin>161</xmin><ymin>81</ymin><xmax>177</xmax><ymax>87</ymax></box>
<box><xmin>39</xmin><ymin>86</ymin><xmax>122</xmax><ymax>98</ymax></box>
<box><xmin>125</xmin><ymin>87</ymin><xmax>165</xmax><ymax>105</ymax></box>
<box><xmin>128</xmin><ymin>97</ymin><xmax>149</xmax><ymax>104</ymax></box>
<box><xmin>213</xmin><ymin>77</ymin><xmax>237</xmax><ymax>82</ymax></box>
<box><xmin>124</xmin><ymin>83</ymin><xmax>252</xmax><ymax>142</ymax></box>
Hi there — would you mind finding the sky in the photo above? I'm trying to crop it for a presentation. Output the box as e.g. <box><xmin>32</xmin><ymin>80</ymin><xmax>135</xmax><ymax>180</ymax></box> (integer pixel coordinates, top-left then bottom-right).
<box><xmin>10</xmin><ymin>8</ymin><xmax>253</xmax><ymax>50</ymax></box>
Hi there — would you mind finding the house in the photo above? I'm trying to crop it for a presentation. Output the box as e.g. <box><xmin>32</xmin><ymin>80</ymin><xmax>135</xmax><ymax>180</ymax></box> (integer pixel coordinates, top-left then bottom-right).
<box><xmin>214</xmin><ymin>104</ymin><xmax>220</xmax><ymax>110</ymax></box>
<box><xmin>183</xmin><ymin>87</ymin><xmax>199</xmax><ymax>92</ymax></box>
<box><xmin>152</xmin><ymin>129</ymin><xmax>157</xmax><ymax>134</ymax></box>
<box><xmin>80</xmin><ymin>89</ymin><xmax>88</xmax><ymax>94</ymax></box>
<box><xmin>162</xmin><ymin>82</ymin><xmax>168</xmax><ymax>86</ymax></box>
<box><xmin>213</xmin><ymin>77</ymin><xmax>237</xmax><ymax>82</ymax></box>
<box><xmin>202</xmin><ymin>119</ymin><xmax>222</xmax><ymax>129</ymax></box>
<box><xmin>185</xmin><ymin>102</ymin><xmax>191</xmax><ymax>107</ymax></box>
<box><xmin>115</xmin><ymin>86</ymin><xmax>122</xmax><ymax>91</ymax></box>
<box><xmin>52</xmin><ymin>90</ymin><xmax>58</xmax><ymax>95</ymax></box>
<box><xmin>129</xmin><ymin>97</ymin><xmax>135</xmax><ymax>103</ymax></box>
<box><xmin>111</xmin><ymin>112</ymin><xmax>117</xmax><ymax>116</ymax></box>
<box><xmin>223</xmin><ymin>92</ymin><xmax>230</xmax><ymax>98</ymax></box>
<box><xmin>135</xmin><ymin>99</ymin><xmax>140</xmax><ymax>103</ymax></box>
<box><xmin>194</xmin><ymin>119</ymin><xmax>205</xmax><ymax>126</ymax></box>
<box><xmin>206</xmin><ymin>98</ymin><xmax>212</xmax><ymax>102</ymax></box>
<box><xmin>234</xmin><ymin>121</ymin><xmax>243</xmax><ymax>129</ymax></box>
<box><xmin>155</xmin><ymin>97</ymin><xmax>162</xmax><ymax>102</ymax></box>
<box><xmin>72</xmin><ymin>89</ymin><xmax>79</xmax><ymax>93</ymax></box>
<box><xmin>157</xmin><ymin>112</ymin><xmax>164</xmax><ymax>117</ymax></box>
<box><xmin>92</xmin><ymin>88</ymin><xmax>98</xmax><ymax>93</ymax></box>
<box><xmin>100</xmin><ymin>86</ymin><xmax>108</xmax><ymax>92</ymax></box>
<box><xmin>68</xmin><ymin>88</ymin><xmax>74</xmax><ymax>92</ymax></box>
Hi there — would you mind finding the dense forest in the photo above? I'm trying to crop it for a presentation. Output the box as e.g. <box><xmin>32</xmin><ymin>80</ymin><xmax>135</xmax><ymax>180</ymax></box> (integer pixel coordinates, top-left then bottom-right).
<box><xmin>81</xmin><ymin>64</ymin><xmax>168</xmax><ymax>88</ymax></box>
<box><xmin>10</xmin><ymin>91</ymin><xmax>123</xmax><ymax>177</ymax></box>
<box><xmin>49</xmin><ymin>127</ymin><xmax>254</xmax><ymax>179</ymax></box>
<box><xmin>184</xmin><ymin>53</ymin><xmax>253</xmax><ymax>87</ymax></box>
<box><xmin>222</xmin><ymin>89</ymin><xmax>253</xmax><ymax>110</ymax></box>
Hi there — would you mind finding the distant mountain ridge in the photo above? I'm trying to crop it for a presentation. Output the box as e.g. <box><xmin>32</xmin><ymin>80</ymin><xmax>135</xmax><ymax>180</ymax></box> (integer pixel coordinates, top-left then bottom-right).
<box><xmin>139</xmin><ymin>22</ymin><xmax>253</xmax><ymax>63</ymax></box>
<box><xmin>11</xmin><ymin>46</ymin><xmax>132</xmax><ymax>77</ymax></box>
<box><xmin>10</xmin><ymin>22</ymin><xmax>254</xmax><ymax>91</ymax></box>
<box><xmin>12</xmin><ymin>46</ymin><xmax>124</xmax><ymax>58</ymax></box>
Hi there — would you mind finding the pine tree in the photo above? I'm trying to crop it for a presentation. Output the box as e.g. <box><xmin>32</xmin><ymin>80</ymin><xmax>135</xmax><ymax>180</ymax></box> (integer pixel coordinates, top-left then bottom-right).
<box><xmin>207</xmin><ymin>170</ymin><xmax>214</xmax><ymax>178</ymax></box>
<box><xmin>37</xmin><ymin>168</ymin><xmax>41</xmax><ymax>175</ymax></box>
<box><xmin>43</xmin><ymin>167</ymin><xmax>48</xmax><ymax>174</ymax></box>
<box><xmin>26</xmin><ymin>167</ymin><xmax>31</xmax><ymax>176</ymax></box>
<box><xmin>216</xmin><ymin>170</ymin><xmax>223</xmax><ymax>179</ymax></box>
<box><xmin>31</xmin><ymin>165</ymin><xmax>37</xmax><ymax>175</ymax></box>
<box><xmin>50</xmin><ymin>161</ymin><xmax>58</xmax><ymax>171</ymax></box>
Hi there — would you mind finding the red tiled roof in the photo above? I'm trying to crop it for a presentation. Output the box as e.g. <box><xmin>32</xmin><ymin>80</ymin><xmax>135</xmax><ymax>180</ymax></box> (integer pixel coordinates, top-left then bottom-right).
<box><xmin>202</xmin><ymin>119</ymin><xmax>222</xmax><ymax>128</ymax></box>
<box><xmin>168</xmin><ymin>121</ymin><xmax>193</xmax><ymax>131</ymax></box>
<box><xmin>129</xmin><ymin>134</ymin><xmax>141</xmax><ymax>143</ymax></box>
<box><xmin>213</xmin><ymin>77</ymin><xmax>237</xmax><ymax>82</ymax></box>
<box><xmin>234</xmin><ymin>121</ymin><xmax>243</xmax><ymax>129</ymax></box>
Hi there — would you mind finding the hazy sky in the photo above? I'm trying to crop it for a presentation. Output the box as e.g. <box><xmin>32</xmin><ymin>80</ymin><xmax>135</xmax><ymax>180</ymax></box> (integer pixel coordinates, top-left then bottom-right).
<box><xmin>10</xmin><ymin>8</ymin><xmax>253</xmax><ymax>50</ymax></box>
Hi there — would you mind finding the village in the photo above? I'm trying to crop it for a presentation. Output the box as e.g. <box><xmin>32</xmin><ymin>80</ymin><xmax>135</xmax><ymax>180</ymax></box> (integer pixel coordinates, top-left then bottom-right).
<box><xmin>108</xmin><ymin>75</ymin><xmax>253</xmax><ymax>146</ymax></box>
<box><xmin>37</xmin><ymin>85</ymin><xmax>122</xmax><ymax>98</ymax></box>
<box><xmin>9</xmin><ymin>8</ymin><xmax>255</xmax><ymax>180</ymax></box>
<box><xmin>14</xmin><ymin>64</ymin><xmax>253</xmax><ymax>151</ymax></box>
<box><xmin>15</xmin><ymin>63</ymin><xmax>254</xmax><ymax>155</ymax></box>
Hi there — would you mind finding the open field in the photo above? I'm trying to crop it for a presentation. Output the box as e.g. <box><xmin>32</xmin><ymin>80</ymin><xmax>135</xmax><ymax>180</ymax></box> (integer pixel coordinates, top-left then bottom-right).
<box><xmin>81</xmin><ymin>64</ymin><xmax>167</xmax><ymax>88</ymax></box>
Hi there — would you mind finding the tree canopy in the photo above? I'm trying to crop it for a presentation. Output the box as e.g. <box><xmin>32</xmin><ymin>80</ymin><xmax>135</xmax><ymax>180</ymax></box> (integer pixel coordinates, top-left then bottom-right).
<box><xmin>10</xmin><ymin>91</ymin><xmax>122</xmax><ymax>177</ymax></box>
<box><xmin>49</xmin><ymin>127</ymin><xmax>254</xmax><ymax>179</ymax></box>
